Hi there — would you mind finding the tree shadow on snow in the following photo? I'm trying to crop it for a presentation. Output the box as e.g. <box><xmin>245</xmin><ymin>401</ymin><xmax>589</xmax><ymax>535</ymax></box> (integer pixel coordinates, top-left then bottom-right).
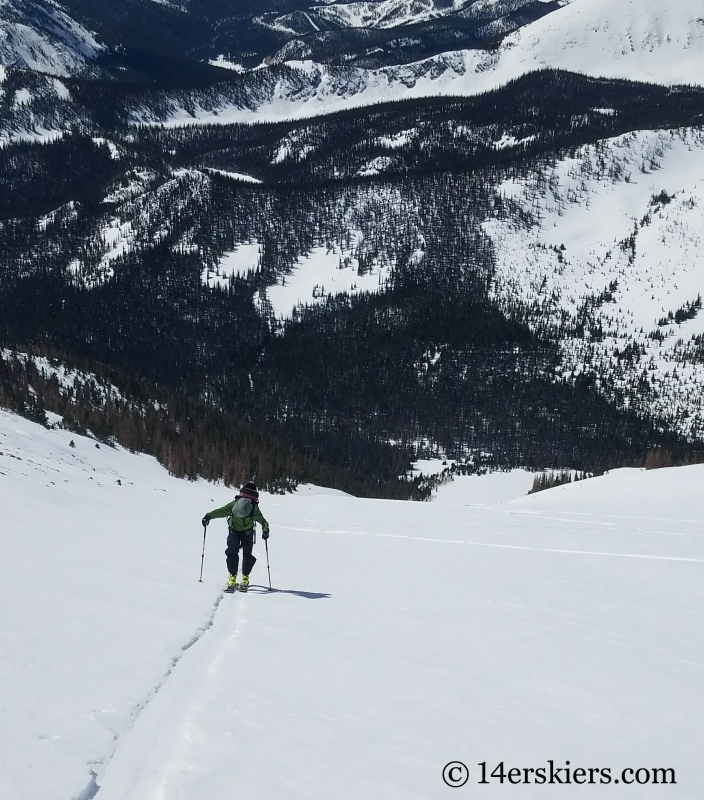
<box><xmin>249</xmin><ymin>585</ymin><xmax>331</xmax><ymax>599</ymax></box>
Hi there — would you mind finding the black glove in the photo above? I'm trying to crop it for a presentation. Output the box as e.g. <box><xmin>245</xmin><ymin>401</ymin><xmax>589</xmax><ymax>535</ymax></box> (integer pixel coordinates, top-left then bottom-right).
<box><xmin>262</xmin><ymin>529</ymin><xmax>270</xmax><ymax>540</ymax></box>
<box><xmin>202</xmin><ymin>514</ymin><xmax>211</xmax><ymax>527</ymax></box>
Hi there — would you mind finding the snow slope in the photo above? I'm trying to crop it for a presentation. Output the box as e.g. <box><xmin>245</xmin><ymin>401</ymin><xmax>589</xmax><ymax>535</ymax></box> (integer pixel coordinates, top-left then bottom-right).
<box><xmin>0</xmin><ymin>0</ymin><xmax>104</xmax><ymax>76</ymax></box>
<box><xmin>0</xmin><ymin>410</ymin><xmax>221</xmax><ymax>800</ymax></box>
<box><xmin>3</xmin><ymin>407</ymin><xmax>704</xmax><ymax>798</ymax></box>
<box><xmin>133</xmin><ymin>0</ymin><xmax>704</xmax><ymax>126</ymax></box>
<box><xmin>485</xmin><ymin>127</ymin><xmax>704</xmax><ymax>438</ymax></box>
<box><xmin>311</xmin><ymin>0</ymin><xmax>704</xmax><ymax>92</ymax></box>
<box><xmin>480</xmin><ymin>0</ymin><xmax>704</xmax><ymax>88</ymax></box>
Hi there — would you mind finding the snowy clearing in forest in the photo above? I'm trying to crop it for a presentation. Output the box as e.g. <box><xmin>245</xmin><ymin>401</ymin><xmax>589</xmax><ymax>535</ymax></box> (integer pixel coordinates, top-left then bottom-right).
<box><xmin>201</xmin><ymin>242</ymin><xmax>262</xmax><ymax>288</ymax></box>
<box><xmin>207</xmin><ymin>57</ymin><xmax>246</xmax><ymax>72</ymax></box>
<box><xmin>3</xmin><ymin>408</ymin><xmax>704</xmax><ymax>799</ymax></box>
<box><xmin>260</xmin><ymin>244</ymin><xmax>392</xmax><ymax>319</ymax></box>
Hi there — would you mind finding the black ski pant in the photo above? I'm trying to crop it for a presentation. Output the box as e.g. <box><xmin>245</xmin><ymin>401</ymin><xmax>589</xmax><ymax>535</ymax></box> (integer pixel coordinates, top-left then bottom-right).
<box><xmin>225</xmin><ymin>529</ymin><xmax>256</xmax><ymax>577</ymax></box>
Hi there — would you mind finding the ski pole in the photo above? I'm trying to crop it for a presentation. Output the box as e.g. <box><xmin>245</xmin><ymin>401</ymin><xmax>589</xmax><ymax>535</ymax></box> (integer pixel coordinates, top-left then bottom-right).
<box><xmin>198</xmin><ymin>523</ymin><xmax>207</xmax><ymax>583</ymax></box>
<box><xmin>265</xmin><ymin>538</ymin><xmax>273</xmax><ymax>591</ymax></box>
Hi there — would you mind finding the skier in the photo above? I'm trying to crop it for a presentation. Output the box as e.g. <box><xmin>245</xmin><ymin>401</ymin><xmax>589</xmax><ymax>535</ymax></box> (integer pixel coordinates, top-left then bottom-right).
<box><xmin>202</xmin><ymin>482</ymin><xmax>270</xmax><ymax>593</ymax></box>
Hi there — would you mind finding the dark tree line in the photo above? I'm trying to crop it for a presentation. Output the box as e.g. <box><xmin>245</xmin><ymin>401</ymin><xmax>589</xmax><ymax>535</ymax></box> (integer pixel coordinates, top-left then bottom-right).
<box><xmin>0</xmin><ymin>348</ymin><xmax>443</xmax><ymax>499</ymax></box>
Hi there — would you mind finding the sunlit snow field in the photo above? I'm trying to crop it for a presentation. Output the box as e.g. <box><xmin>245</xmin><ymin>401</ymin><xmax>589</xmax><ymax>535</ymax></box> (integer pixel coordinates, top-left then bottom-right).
<box><xmin>135</xmin><ymin>0</ymin><xmax>704</xmax><ymax>127</ymax></box>
<box><xmin>2</xmin><ymin>409</ymin><xmax>704</xmax><ymax>799</ymax></box>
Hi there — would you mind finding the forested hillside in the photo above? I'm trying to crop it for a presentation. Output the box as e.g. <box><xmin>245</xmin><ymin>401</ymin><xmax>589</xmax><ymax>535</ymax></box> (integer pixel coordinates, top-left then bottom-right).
<box><xmin>2</xmin><ymin>71</ymin><xmax>703</xmax><ymax>492</ymax></box>
<box><xmin>0</xmin><ymin>348</ymin><xmax>446</xmax><ymax>497</ymax></box>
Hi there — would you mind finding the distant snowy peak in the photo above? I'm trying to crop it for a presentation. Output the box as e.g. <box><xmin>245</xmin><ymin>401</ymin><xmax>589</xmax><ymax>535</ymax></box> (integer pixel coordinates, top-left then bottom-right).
<box><xmin>500</xmin><ymin>0</ymin><xmax>704</xmax><ymax>86</ymax></box>
<box><xmin>256</xmin><ymin>0</ymin><xmax>551</xmax><ymax>35</ymax></box>
<box><xmin>311</xmin><ymin>0</ymin><xmax>475</xmax><ymax>29</ymax></box>
<box><xmin>0</xmin><ymin>0</ymin><xmax>103</xmax><ymax>76</ymax></box>
<box><xmin>5</xmin><ymin>0</ymin><xmax>698</xmax><ymax>92</ymax></box>
<box><xmin>130</xmin><ymin>0</ymin><xmax>704</xmax><ymax>127</ymax></box>
<box><xmin>319</xmin><ymin>0</ymin><xmax>704</xmax><ymax>95</ymax></box>
<box><xmin>255</xmin><ymin>0</ymin><xmax>461</xmax><ymax>35</ymax></box>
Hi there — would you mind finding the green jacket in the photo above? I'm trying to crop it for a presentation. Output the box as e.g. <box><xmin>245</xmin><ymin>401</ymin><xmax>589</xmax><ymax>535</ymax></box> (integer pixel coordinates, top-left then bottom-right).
<box><xmin>209</xmin><ymin>499</ymin><xmax>269</xmax><ymax>533</ymax></box>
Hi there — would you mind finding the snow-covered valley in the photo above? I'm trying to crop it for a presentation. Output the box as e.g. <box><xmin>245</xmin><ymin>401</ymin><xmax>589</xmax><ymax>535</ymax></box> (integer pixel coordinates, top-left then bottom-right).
<box><xmin>3</xmin><ymin>409</ymin><xmax>704</xmax><ymax>798</ymax></box>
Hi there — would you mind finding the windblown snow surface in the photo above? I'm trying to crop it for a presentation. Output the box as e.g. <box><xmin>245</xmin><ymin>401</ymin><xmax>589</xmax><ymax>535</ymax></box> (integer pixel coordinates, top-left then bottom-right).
<box><xmin>3</xmin><ymin>407</ymin><xmax>704</xmax><ymax>798</ymax></box>
<box><xmin>134</xmin><ymin>0</ymin><xmax>704</xmax><ymax>126</ymax></box>
<box><xmin>485</xmin><ymin>127</ymin><xmax>704</xmax><ymax>439</ymax></box>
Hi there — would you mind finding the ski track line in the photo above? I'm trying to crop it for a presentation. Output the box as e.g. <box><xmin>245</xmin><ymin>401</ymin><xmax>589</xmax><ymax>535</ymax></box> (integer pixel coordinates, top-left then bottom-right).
<box><xmin>278</xmin><ymin>525</ymin><xmax>704</xmax><ymax>563</ymax></box>
<box><xmin>505</xmin><ymin>515</ymin><xmax>698</xmax><ymax>536</ymax></box>
<box><xmin>507</xmin><ymin>509</ymin><xmax>704</xmax><ymax>525</ymax></box>
<box><xmin>80</xmin><ymin>590</ymin><xmax>232</xmax><ymax>800</ymax></box>
<box><xmin>444</xmin><ymin>504</ymin><xmax>704</xmax><ymax>527</ymax></box>
<box><xmin>305</xmin><ymin>516</ymin><xmax>696</xmax><ymax>538</ymax></box>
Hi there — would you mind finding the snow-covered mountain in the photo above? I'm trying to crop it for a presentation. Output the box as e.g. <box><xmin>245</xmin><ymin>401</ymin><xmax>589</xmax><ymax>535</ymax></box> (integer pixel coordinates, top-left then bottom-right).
<box><xmin>484</xmin><ymin>0</ymin><xmax>704</xmax><ymax>88</ymax></box>
<box><xmin>316</xmin><ymin>0</ymin><xmax>470</xmax><ymax>28</ymax></box>
<box><xmin>5</xmin><ymin>0</ymin><xmax>704</xmax><ymax>784</ymax></box>
<box><xmin>486</xmin><ymin>127</ymin><xmax>704</xmax><ymax>439</ymax></box>
<box><xmin>258</xmin><ymin>0</ymin><xmax>491</xmax><ymax>33</ymax></box>
<box><xmin>3</xmin><ymin>0</ymin><xmax>704</xmax><ymax>482</ymax></box>
<box><xmin>3</xmin><ymin>71</ymin><xmax>704</xmax><ymax>459</ymax></box>
<box><xmin>3</xmin><ymin>0</ymin><xmax>702</xmax><ymax>123</ymax></box>
<box><xmin>0</xmin><ymin>0</ymin><xmax>103</xmax><ymax>76</ymax></box>
<box><xmin>119</xmin><ymin>0</ymin><xmax>704</xmax><ymax>126</ymax></box>
<box><xmin>0</xmin><ymin>0</ymin><xmax>559</xmax><ymax>77</ymax></box>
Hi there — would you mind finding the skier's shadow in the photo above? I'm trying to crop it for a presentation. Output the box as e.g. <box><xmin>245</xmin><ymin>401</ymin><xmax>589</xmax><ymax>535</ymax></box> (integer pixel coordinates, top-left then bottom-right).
<box><xmin>250</xmin><ymin>585</ymin><xmax>331</xmax><ymax>599</ymax></box>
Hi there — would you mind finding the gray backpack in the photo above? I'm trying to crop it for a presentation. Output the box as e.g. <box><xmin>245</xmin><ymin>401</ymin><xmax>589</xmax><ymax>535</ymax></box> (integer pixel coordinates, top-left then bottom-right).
<box><xmin>231</xmin><ymin>497</ymin><xmax>254</xmax><ymax>519</ymax></box>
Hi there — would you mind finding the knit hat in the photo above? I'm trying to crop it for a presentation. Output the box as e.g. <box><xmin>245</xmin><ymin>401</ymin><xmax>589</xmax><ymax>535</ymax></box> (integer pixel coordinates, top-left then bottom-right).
<box><xmin>239</xmin><ymin>482</ymin><xmax>259</xmax><ymax>501</ymax></box>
